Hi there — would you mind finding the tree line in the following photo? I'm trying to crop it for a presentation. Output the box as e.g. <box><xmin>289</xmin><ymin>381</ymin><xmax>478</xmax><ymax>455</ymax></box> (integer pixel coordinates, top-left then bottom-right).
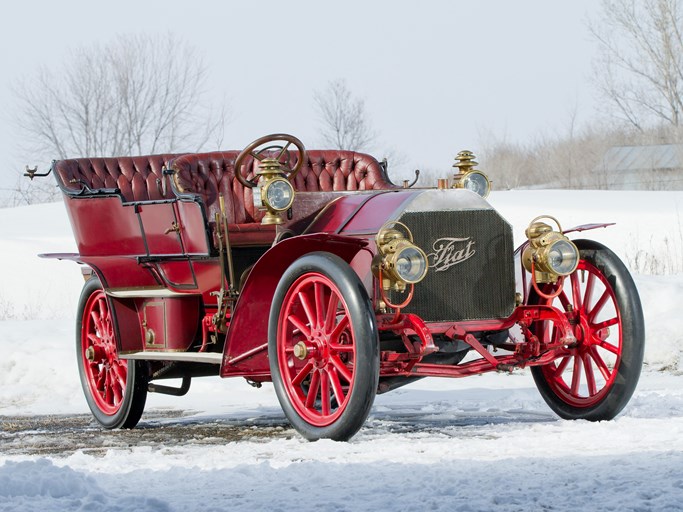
<box><xmin>7</xmin><ymin>0</ymin><xmax>683</xmax><ymax>204</ymax></box>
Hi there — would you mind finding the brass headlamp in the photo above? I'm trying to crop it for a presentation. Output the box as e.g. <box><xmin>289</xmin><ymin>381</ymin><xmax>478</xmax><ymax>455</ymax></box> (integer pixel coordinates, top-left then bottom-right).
<box><xmin>234</xmin><ymin>134</ymin><xmax>306</xmax><ymax>226</ymax></box>
<box><xmin>253</xmin><ymin>158</ymin><xmax>295</xmax><ymax>225</ymax></box>
<box><xmin>522</xmin><ymin>216</ymin><xmax>579</xmax><ymax>284</ymax></box>
<box><xmin>451</xmin><ymin>150</ymin><xmax>491</xmax><ymax>198</ymax></box>
<box><xmin>373</xmin><ymin>222</ymin><xmax>428</xmax><ymax>292</ymax></box>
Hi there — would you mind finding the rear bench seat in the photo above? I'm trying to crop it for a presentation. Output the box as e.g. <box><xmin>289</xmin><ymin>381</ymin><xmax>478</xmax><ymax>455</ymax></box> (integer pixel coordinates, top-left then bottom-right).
<box><xmin>52</xmin><ymin>149</ymin><xmax>399</xmax><ymax>247</ymax></box>
<box><xmin>53</xmin><ymin>154</ymin><xmax>181</xmax><ymax>201</ymax></box>
<box><xmin>170</xmin><ymin>150</ymin><xmax>399</xmax><ymax>246</ymax></box>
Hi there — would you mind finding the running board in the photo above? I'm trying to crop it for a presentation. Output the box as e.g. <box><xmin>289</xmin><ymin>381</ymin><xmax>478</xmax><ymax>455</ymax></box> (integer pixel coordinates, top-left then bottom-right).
<box><xmin>120</xmin><ymin>352</ymin><xmax>222</xmax><ymax>364</ymax></box>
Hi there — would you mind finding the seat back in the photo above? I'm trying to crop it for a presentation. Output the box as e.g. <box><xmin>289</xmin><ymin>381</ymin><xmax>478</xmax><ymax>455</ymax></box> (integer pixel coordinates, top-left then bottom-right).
<box><xmin>53</xmin><ymin>154</ymin><xmax>180</xmax><ymax>202</ymax></box>
<box><xmin>170</xmin><ymin>149</ymin><xmax>398</xmax><ymax>225</ymax></box>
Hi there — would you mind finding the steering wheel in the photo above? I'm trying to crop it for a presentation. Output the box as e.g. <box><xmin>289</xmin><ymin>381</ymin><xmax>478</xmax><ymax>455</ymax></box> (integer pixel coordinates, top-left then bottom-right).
<box><xmin>234</xmin><ymin>133</ymin><xmax>306</xmax><ymax>188</ymax></box>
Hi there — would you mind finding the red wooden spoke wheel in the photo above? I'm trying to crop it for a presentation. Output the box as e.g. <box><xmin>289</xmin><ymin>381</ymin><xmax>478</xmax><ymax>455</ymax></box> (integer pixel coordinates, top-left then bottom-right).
<box><xmin>81</xmin><ymin>289</ymin><xmax>127</xmax><ymax>415</ymax></box>
<box><xmin>76</xmin><ymin>277</ymin><xmax>147</xmax><ymax>429</ymax></box>
<box><xmin>531</xmin><ymin>240</ymin><xmax>644</xmax><ymax>420</ymax></box>
<box><xmin>278</xmin><ymin>273</ymin><xmax>356</xmax><ymax>426</ymax></box>
<box><xmin>269</xmin><ymin>252</ymin><xmax>379</xmax><ymax>441</ymax></box>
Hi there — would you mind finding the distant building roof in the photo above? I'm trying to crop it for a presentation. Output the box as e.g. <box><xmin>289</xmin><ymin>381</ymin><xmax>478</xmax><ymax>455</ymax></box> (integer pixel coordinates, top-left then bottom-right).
<box><xmin>600</xmin><ymin>144</ymin><xmax>683</xmax><ymax>172</ymax></box>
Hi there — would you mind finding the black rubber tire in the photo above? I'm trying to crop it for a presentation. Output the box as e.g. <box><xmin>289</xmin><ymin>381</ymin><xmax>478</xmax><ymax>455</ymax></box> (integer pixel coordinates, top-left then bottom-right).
<box><xmin>530</xmin><ymin>240</ymin><xmax>645</xmax><ymax>421</ymax></box>
<box><xmin>268</xmin><ymin>252</ymin><xmax>379</xmax><ymax>441</ymax></box>
<box><xmin>76</xmin><ymin>277</ymin><xmax>148</xmax><ymax>429</ymax></box>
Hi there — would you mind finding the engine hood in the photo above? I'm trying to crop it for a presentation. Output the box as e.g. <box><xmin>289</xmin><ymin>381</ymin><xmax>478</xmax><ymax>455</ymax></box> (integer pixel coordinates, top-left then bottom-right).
<box><xmin>304</xmin><ymin>188</ymin><xmax>497</xmax><ymax>236</ymax></box>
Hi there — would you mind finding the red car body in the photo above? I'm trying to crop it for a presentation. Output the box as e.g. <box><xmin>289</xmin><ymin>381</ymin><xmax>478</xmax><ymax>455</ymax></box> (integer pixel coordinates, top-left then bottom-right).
<box><xmin>39</xmin><ymin>134</ymin><xmax>645</xmax><ymax>441</ymax></box>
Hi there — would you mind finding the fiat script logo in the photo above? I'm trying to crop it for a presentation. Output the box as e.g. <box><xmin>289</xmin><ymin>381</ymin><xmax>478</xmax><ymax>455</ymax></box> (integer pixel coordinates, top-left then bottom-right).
<box><xmin>427</xmin><ymin>237</ymin><xmax>476</xmax><ymax>271</ymax></box>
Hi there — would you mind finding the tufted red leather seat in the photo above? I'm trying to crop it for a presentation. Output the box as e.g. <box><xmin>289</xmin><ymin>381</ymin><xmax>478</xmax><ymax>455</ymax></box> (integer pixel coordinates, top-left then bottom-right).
<box><xmin>54</xmin><ymin>154</ymin><xmax>180</xmax><ymax>202</ymax></box>
<box><xmin>170</xmin><ymin>150</ymin><xmax>398</xmax><ymax>246</ymax></box>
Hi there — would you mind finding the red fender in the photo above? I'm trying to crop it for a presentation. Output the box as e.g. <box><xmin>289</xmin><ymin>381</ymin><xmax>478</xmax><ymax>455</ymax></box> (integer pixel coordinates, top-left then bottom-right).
<box><xmin>220</xmin><ymin>233</ymin><xmax>367</xmax><ymax>379</ymax></box>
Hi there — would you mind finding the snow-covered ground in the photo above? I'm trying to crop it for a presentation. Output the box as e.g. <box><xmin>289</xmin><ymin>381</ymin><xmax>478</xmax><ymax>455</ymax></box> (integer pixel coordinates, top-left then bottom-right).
<box><xmin>1</xmin><ymin>191</ymin><xmax>683</xmax><ymax>511</ymax></box>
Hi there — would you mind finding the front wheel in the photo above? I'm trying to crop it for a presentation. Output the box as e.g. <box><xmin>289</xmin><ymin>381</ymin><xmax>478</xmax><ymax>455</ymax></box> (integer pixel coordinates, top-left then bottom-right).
<box><xmin>269</xmin><ymin>252</ymin><xmax>379</xmax><ymax>441</ymax></box>
<box><xmin>530</xmin><ymin>240</ymin><xmax>644</xmax><ymax>421</ymax></box>
<box><xmin>76</xmin><ymin>277</ymin><xmax>148</xmax><ymax>429</ymax></box>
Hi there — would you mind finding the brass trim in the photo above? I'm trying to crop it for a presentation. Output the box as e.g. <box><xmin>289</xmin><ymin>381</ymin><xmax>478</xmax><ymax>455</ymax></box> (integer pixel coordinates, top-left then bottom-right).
<box><xmin>105</xmin><ymin>287</ymin><xmax>197</xmax><ymax>298</ymax></box>
<box><xmin>262</xmin><ymin>176</ymin><xmax>295</xmax><ymax>212</ymax></box>
<box><xmin>450</xmin><ymin>150</ymin><xmax>491</xmax><ymax>198</ymax></box>
<box><xmin>522</xmin><ymin>216</ymin><xmax>579</xmax><ymax>284</ymax></box>
<box><xmin>374</xmin><ymin>221</ymin><xmax>428</xmax><ymax>291</ymax></box>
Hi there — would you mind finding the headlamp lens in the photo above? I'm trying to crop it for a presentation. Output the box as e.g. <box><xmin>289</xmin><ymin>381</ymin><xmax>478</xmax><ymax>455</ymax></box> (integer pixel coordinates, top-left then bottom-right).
<box><xmin>394</xmin><ymin>245</ymin><xmax>428</xmax><ymax>283</ymax></box>
<box><xmin>546</xmin><ymin>239</ymin><xmax>579</xmax><ymax>275</ymax></box>
<box><xmin>265</xmin><ymin>179</ymin><xmax>294</xmax><ymax>211</ymax></box>
<box><xmin>462</xmin><ymin>171</ymin><xmax>491</xmax><ymax>198</ymax></box>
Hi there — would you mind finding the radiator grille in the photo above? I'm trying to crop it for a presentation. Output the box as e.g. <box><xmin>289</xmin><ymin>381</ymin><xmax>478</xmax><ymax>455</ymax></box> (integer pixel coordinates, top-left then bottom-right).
<box><xmin>388</xmin><ymin>209</ymin><xmax>515</xmax><ymax>322</ymax></box>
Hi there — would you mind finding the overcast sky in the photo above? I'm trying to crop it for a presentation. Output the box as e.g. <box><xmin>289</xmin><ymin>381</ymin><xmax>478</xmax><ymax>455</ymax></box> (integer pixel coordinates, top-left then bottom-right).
<box><xmin>0</xmin><ymin>0</ymin><xmax>600</xmax><ymax>195</ymax></box>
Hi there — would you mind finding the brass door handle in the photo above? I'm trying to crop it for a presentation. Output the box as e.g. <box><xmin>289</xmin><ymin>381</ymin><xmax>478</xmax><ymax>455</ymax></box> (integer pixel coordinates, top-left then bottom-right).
<box><xmin>164</xmin><ymin>222</ymin><xmax>180</xmax><ymax>235</ymax></box>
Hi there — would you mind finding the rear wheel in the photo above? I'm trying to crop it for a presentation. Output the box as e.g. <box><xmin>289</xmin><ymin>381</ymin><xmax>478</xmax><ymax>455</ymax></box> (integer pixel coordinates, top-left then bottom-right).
<box><xmin>530</xmin><ymin>240</ymin><xmax>644</xmax><ymax>420</ymax></box>
<box><xmin>76</xmin><ymin>277</ymin><xmax>148</xmax><ymax>429</ymax></box>
<box><xmin>269</xmin><ymin>252</ymin><xmax>379</xmax><ymax>441</ymax></box>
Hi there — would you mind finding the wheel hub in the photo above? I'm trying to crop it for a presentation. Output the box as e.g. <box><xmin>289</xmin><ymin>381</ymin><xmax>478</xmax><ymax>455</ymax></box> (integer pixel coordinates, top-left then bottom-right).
<box><xmin>293</xmin><ymin>341</ymin><xmax>308</xmax><ymax>360</ymax></box>
<box><xmin>309</xmin><ymin>329</ymin><xmax>330</xmax><ymax>368</ymax></box>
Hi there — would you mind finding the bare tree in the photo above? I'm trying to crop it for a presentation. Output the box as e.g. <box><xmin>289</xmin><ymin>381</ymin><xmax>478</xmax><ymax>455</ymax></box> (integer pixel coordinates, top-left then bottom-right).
<box><xmin>314</xmin><ymin>79</ymin><xmax>376</xmax><ymax>151</ymax></box>
<box><xmin>14</xmin><ymin>34</ymin><xmax>226</xmax><ymax>161</ymax></box>
<box><xmin>589</xmin><ymin>0</ymin><xmax>683</xmax><ymax>132</ymax></box>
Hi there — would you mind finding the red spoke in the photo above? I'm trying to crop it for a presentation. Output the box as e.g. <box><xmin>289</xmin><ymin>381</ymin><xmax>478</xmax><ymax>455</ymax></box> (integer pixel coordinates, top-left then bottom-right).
<box><xmin>591</xmin><ymin>317</ymin><xmax>619</xmax><ymax>331</ymax></box>
<box><xmin>598</xmin><ymin>340</ymin><xmax>620</xmax><ymax>355</ymax></box>
<box><xmin>324</xmin><ymin>291</ymin><xmax>339</xmax><ymax>333</ymax></box>
<box><xmin>558</xmin><ymin>290</ymin><xmax>571</xmax><ymax>311</ymax></box>
<box><xmin>582</xmin><ymin>353</ymin><xmax>597</xmax><ymax>396</ymax></box>
<box><xmin>103</xmin><ymin>372</ymin><xmax>112</xmax><ymax>404</ymax></box>
<box><xmin>110</xmin><ymin>370</ymin><xmax>123</xmax><ymax>404</ymax></box>
<box><xmin>330</xmin><ymin>355</ymin><xmax>353</xmax><ymax>383</ymax></box>
<box><xmin>111</xmin><ymin>362</ymin><xmax>127</xmax><ymax>391</ymax></box>
<box><xmin>304</xmin><ymin>370</ymin><xmax>320</xmax><ymax>409</ymax></box>
<box><xmin>90</xmin><ymin>309</ymin><xmax>101</xmax><ymax>331</ymax></box>
<box><xmin>329</xmin><ymin>367</ymin><xmax>346</xmax><ymax>406</ymax></box>
<box><xmin>588</xmin><ymin>290</ymin><xmax>610</xmax><ymax>323</ymax></box>
<box><xmin>314</xmin><ymin>282</ymin><xmax>325</xmax><ymax>330</ymax></box>
<box><xmin>553</xmin><ymin>355</ymin><xmax>571</xmax><ymax>377</ymax></box>
<box><xmin>588</xmin><ymin>346</ymin><xmax>612</xmax><ymax>381</ymax></box>
<box><xmin>97</xmin><ymin>297</ymin><xmax>108</xmax><ymax>318</ymax></box>
<box><xmin>320</xmin><ymin>371</ymin><xmax>331</xmax><ymax>416</ymax></box>
<box><xmin>95</xmin><ymin>368</ymin><xmax>106</xmax><ymax>391</ymax></box>
<box><xmin>329</xmin><ymin>342</ymin><xmax>354</xmax><ymax>352</ymax></box>
<box><xmin>287</xmin><ymin>312</ymin><xmax>311</xmax><ymax>338</ymax></box>
<box><xmin>291</xmin><ymin>360</ymin><xmax>314</xmax><ymax>387</ymax></box>
<box><xmin>329</xmin><ymin>315</ymin><xmax>350</xmax><ymax>343</ymax></box>
<box><xmin>583</xmin><ymin>271</ymin><xmax>596</xmax><ymax>310</ymax></box>
<box><xmin>571</xmin><ymin>356</ymin><xmax>582</xmax><ymax>396</ymax></box>
<box><xmin>298</xmin><ymin>290</ymin><xmax>316</xmax><ymax>330</ymax></box>
<box><xmin>570</xmin><ymin>272</ymin><xmax>582</xmax><ymax>311</ymax></box>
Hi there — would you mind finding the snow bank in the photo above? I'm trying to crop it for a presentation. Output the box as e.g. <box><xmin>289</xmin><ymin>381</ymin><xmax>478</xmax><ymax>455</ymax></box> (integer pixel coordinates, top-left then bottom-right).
<box><xmin>0</xmin><ymin>459</ymin><xmax>170</xmax><ymax>512</ymax></box>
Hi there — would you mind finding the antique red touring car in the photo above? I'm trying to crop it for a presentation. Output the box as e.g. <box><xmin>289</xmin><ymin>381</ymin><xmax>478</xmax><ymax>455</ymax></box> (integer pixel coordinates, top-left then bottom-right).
<box><xmin>31</xmin><ymin>133</ymin><xmax>644</xmax><ymax>440</ymax></box>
